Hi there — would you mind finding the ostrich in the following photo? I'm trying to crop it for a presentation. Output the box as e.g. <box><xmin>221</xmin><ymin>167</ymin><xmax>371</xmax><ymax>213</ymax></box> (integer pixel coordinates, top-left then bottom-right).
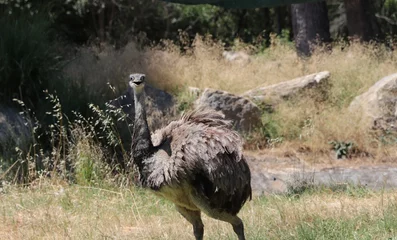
<box><xmin>129</xmin><ymin>73</ymin><xmax>252</xmax><ymax>240</ymax></box>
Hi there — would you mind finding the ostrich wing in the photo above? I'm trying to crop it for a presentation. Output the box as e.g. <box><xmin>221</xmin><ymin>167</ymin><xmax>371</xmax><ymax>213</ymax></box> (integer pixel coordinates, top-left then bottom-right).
<box><xmin>148</xmin><ymin>108</ymin><xmax>251</xmax><ymax>213</ymax></box>
<box><xmin>173</xmin><ymin>124</ymin><xmax>252</xmax><ymax>213</ymax></box>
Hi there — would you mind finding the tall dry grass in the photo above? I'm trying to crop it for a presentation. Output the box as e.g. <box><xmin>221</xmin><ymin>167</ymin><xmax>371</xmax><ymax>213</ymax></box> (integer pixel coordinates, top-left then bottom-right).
<box><xmin>65</xmin><ymin>35</ymin><xmax>397</xmax><ymax>97</ymax></box>
<box><xmin>1</xmin><ymin>36</ymin><xmax>397</xmax><ymax>239</ymax></box>
<box><xmin>62</xmin><ymin>36</ymin><xmax>397</xmax><ymax>161</ymax></box>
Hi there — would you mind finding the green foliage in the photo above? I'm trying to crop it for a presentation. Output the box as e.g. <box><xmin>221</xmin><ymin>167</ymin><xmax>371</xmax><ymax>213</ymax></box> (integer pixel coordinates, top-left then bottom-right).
<box><xmin>260</xmin><ymin>111</ymin><xmax>280</xmax><ymax>140</ymax></box>
<box><xmin>244</xmin><ymin>108</ymin><xmax>283</xmax><ymax>150</ymax></box>
<box><xmin>378</xmin><ymin>0</ymin><xmax>397</xmax><ymax>36</ymax></box>
<box><xmin>0</xmin><ymin>0</ymin><xmax>292</xmax><ymax>46</ymax></box>
<box><xmin>175</xmin><ymin>88</ymin><xmax>199</xmax><ymax>113</ymax></box>
<box><xmin>378</xmin><ymin>129</ymin><xmax>397</xmax><ymax>145</ymax></box>
<box><xmin>260</xmin><ymin>113</ymin><xmax>284</xmax><ymax>148</ymax></box>
<box><xmin>74</xmin><ymin>145</ymin><xmax>109</xmax><ymax>186</ymax></box>
<box><xmin>0</xmin><ymin>12</ymin><xmax>62</xmax><ymax>109</ymax></box>
<box><xmin>329</xmin><ymin>140</ymin><xmax>354</xmax><ymax>159</ymax></box>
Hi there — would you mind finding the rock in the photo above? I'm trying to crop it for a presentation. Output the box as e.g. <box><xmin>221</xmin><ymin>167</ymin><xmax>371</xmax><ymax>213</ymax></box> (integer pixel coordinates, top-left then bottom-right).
<box><xmin>0</xmin><ymin>106</ymin><xmax>32</xmax><ymax>159</ymax></box>
<box><xmin>245</xmin><ymin>154</ymin><xmax>397</xmax><ymax>195</ymax></box>
<box><xmin>108</xmin><ymin>84</ymin><xmax>175</xmax><ymax>130</ymax></box>
<box><xmin>349</xmin><ymin>73</ymin><xmax>397</xmax><ymax>131</ymax></box>
<box><xmin>242</xmin><ymin>71</ymin><xmax>331</xmax><ymax>104</ymax></box>
<box><xmin>196</xmin><ymin>88</ymin><xmax>261</xmax><ymax>132</ymax></box>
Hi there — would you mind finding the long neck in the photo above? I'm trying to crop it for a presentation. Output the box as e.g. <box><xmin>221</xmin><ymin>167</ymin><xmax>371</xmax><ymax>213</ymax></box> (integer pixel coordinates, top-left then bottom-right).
<box><xmin>131</xmin><ymin>90</ymin><xmax>154</xmax><ymax>171</ymax></box>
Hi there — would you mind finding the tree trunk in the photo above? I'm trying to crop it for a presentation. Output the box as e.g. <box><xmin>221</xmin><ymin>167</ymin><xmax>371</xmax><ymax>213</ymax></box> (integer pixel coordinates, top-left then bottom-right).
<box><xmin>98</xmin><ymin>7</ymin><xmax>106</xmax><ymax>42</ymax></box>
<box><xmin>291</xmin><ymin>1</ymin><xmax>331</xmax><ymax>56</ymax></box>
<box><xmin>275</xmin><ymin>7</ymin><xmax>286</xmax><ymax>35</ymax></box>
<box><xmin>343</xmin><ymin>0</ymin><xmax>381</xmax><ymax>41</ymax></box>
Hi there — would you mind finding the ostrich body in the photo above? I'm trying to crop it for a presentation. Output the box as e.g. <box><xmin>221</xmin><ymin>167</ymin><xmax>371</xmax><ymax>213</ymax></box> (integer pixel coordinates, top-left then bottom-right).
<box><xmin>129</xmin><ymin>73</ymin><xmax>252</xmax><ymax>240</ymax></box>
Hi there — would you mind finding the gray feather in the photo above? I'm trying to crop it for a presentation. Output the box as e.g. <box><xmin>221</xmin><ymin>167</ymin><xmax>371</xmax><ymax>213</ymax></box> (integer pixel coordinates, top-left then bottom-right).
<box><xmin>146</xmin><ymin>107</ymin><xmax>251</xmax><ymax>213</ymax></box>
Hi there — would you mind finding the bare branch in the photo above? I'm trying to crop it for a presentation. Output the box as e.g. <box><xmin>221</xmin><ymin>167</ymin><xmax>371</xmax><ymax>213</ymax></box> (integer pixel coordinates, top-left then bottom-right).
<box><xmin>375</xmin><ymin>13</ymin><xmax>397</xmax><ymax>25</ymax></box>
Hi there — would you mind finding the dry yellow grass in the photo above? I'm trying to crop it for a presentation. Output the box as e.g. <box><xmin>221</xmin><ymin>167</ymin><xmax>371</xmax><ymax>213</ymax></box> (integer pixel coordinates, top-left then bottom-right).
<box><xmin>63</xmin><ymin>37</ymin><xmax>397</xmax><ymax>162</ymax></box>
<box><xmin>3</xmin><ymin>38</ymin><xmax>396</xmax><ymax>240</ymax></box>
<box><xmin>142</xmin><ymin>37</ymin><xmax>397</xmax><ymax>94</ymax></box>
<box><xmin>1</xmin><ymin>182</ymin><xmax>396</xmax><ymax>239</ymax></box>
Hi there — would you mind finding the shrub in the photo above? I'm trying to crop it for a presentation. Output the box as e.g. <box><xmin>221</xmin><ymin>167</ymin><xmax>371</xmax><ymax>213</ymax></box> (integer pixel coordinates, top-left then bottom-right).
<box><xmin>69</xmin><ymin>127</ymin><xmax>111</xmax><ymax>186</ymax></box>
<box><xmin>0</xmin><ymin>12</ymin><xmax>62</xmax><ymax>110</ymax></box>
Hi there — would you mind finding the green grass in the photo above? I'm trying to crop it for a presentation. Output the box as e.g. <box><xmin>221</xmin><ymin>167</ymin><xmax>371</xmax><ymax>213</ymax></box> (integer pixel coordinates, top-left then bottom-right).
<box><xmin>1</xmin><ymin>183</ymin><xmax>396</xmax><ymax>239</ymax></box>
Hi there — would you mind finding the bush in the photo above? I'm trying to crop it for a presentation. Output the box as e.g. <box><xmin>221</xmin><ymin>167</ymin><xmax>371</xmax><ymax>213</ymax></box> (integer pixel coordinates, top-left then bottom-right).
<box><xmin>0</xmin><ymin>12</ymin><xmax>62</xmax><ymax>110</ymax></box>
<box><xmin>70</xmin><ymin>127</ymin><xmax>111</xmax><ymax>186</ymax></box>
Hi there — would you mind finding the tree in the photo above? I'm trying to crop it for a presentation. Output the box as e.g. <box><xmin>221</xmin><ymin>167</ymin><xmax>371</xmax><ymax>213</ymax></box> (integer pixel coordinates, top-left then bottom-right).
<box><xmin>343</xmin><ymin>0</ymin><xmax>381</xmax><ymax>41</ymax></box>
<box><xmin>291</xmin><ymin>1</ymin><xmax>331</xmax><ymax>56</ymax></box>
<box><xmin>290</xmin><ymin>1</ymin><xmax>331</xmax><ymax>56</ymax></box>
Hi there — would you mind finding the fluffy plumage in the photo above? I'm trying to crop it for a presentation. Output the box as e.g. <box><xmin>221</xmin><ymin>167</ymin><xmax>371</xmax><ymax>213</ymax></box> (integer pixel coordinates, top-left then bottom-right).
<box><xmin>147</xmin><ymin>107</ymin><xmax>252</xmax><ymax>214</ymax></box>
<box><xmin>129</xmin><ymin>73</ymin><xmax>251</xmax><ymax>240</ymax></box>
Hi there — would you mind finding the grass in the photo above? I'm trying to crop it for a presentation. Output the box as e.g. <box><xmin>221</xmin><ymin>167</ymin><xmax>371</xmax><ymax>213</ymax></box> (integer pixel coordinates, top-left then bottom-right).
<box><xmin>1</xmin><ymin>33</ymin><xmax>397</xmax><ymax>238</ymax></box>
<box><xmin>0</xmin><ymin>182</ymin><xmax>397</xmax><ymax>239</ymax></box>
<box><xmin>59</xmin><ymin>36</ymin><xmax>397</xmax><ymax>162</ymax></box>
<box><xmin>1</xmin><ymin>11</ymin><xmax>396</xmax><ymax>158</ymax></box>
<box><xmin>2</xmin><ymin>35</ymin><xmax>396</xmax><ymax>185</ymax></box>
<box><xmin>1</xmin><ymin>11</ymin><xmax>397</xmax><ymax>240</ymax></box>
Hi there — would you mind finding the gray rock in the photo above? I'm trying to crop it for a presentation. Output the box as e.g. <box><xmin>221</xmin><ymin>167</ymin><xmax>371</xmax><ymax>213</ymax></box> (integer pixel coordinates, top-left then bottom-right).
<box><xmin>251</xmin><ymin>165</ymin><xmax>397</xmax><ymax>195</ymax></box>
<box><xmin>246</xmin><ymin>154</ymin><xmax>397</xmax><ymax>195</ymax></box>
<box><xmin>196</xmin><ymin>88</ymin><xmax>261</xmax><ymax>132</ymax></box>
<box><xmin>242</xmin><ymin>71</ymin><xmax>330</xmax><ymax>104</ymax></box>
<box><xmin>0</xmin><ymin>106</ymin><xmax>32</xmax><ymax>159</ymax></box>
<box><xmin>349</xmin><ymin>73</ymin><xmax>397</xmax><ymax>131</ymax></box>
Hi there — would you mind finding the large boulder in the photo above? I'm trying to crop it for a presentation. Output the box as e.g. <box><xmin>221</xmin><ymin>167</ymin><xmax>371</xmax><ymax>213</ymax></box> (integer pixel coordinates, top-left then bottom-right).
<box><xmin>349</xmin><ymin>73</ymin><xmax>397</xmax><ymax>131</ymax></box>
<box><xmin>242</xmin><ymin>71</ymin><xmax>330</xmax><ymax>104</ymax></box>
<box><xmin>196</xmin><ymin>88</ymin><xmax>261</xmax><ymax>132</ymax></box>
<box><xmin>0</xmin><ymin>106</ymin><xmax>32</xmax><ymax>159</ymax></box>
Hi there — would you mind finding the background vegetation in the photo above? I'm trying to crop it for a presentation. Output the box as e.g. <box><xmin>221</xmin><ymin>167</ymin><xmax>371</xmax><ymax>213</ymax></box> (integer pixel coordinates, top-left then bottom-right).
<box><xmin>1</xmin><ymin>0</ymin><xmax>397</xmax><ymax>183</ymax></box>
<box><xmin>1</xmin><ymin>1</ymin><xmax>397</xmax><ymax>238</ymax></box>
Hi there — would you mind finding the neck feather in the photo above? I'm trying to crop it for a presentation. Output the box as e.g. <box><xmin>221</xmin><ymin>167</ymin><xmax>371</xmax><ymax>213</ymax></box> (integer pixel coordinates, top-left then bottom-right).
<box><xmin>131</xmin><ymin>90</ymin><xmax>154</xmax><ymax>170</ymax></box>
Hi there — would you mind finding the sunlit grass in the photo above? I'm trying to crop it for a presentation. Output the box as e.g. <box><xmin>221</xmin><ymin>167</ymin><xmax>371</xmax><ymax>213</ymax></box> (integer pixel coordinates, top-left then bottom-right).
<box><xmin>2</xmin><ymin>37</ymin><xmax>397</xmax><ymax>240</ymax></box>
<box><xmin>1</xmin><ymin>182</ymin><xmax>397</xmax><ymax>239</ymax></box>
<box><xmin>62</xmin><ymin>36</ymin><xmax>397</xmax><ymax>161</ymax></box>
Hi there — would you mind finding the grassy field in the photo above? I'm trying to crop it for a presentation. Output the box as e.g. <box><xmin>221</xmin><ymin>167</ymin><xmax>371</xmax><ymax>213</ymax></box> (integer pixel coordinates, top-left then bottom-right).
<box><xmin>1</xmin><ymin>182</ymin><xmax>397</xmax><ymax>240</ymax></box>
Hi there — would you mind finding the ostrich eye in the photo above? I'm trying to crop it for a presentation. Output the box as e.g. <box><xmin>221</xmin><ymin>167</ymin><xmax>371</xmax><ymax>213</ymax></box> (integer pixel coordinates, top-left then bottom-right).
<box><xmin>130</xmin><ymin>76</ymin><xmax>135</xmax><ymax>80</ymax></box>
<box><xmin>140</xmin><ymin>76</ymin><xmax>145</xmax><ymax>81</ymax></box>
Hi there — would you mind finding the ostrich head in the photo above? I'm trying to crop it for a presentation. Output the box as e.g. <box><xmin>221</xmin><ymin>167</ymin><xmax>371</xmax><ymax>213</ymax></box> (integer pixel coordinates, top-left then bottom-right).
<box><xmin>129</xmin><ymin>73</ymin><xmax>146</xmax><ymax>95</ymax></box>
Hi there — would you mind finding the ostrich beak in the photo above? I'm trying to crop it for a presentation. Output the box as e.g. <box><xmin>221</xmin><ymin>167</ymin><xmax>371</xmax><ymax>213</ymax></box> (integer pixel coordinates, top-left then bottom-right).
<box><xmin>129</xmin><ymin>74</ymin><xmax>146</xmax><ymax>85</ymax></box>
<box><xmin>129</xmin><ymin>73</ymin><xmax>146</xmax><ymax>94</ymax></box>
<box><xmin>133</xmin><ymin>76</ymin><xmax>145</xmax><ymax>85</ymax></box>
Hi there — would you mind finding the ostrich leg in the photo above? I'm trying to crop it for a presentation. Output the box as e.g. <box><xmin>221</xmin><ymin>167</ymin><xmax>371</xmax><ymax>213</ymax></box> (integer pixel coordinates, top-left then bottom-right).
<box><xmin>213</xmin><ymin>213</ymin><xmax>246</xmax><ymax>240</ymax></box>
<box><xmin>191</xmin><ymin>198</ymin><xmax>246</xmax><ymax>240</ymax></box>
<box><xmin>175</xmin><ymin>206</ymin><xmax>204</xmax><ymax>240</ymax></box>
<box><xmin>230</xmin><ymin>216</ymin><xmax>245</xmax><ymax>240</ymax></box>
